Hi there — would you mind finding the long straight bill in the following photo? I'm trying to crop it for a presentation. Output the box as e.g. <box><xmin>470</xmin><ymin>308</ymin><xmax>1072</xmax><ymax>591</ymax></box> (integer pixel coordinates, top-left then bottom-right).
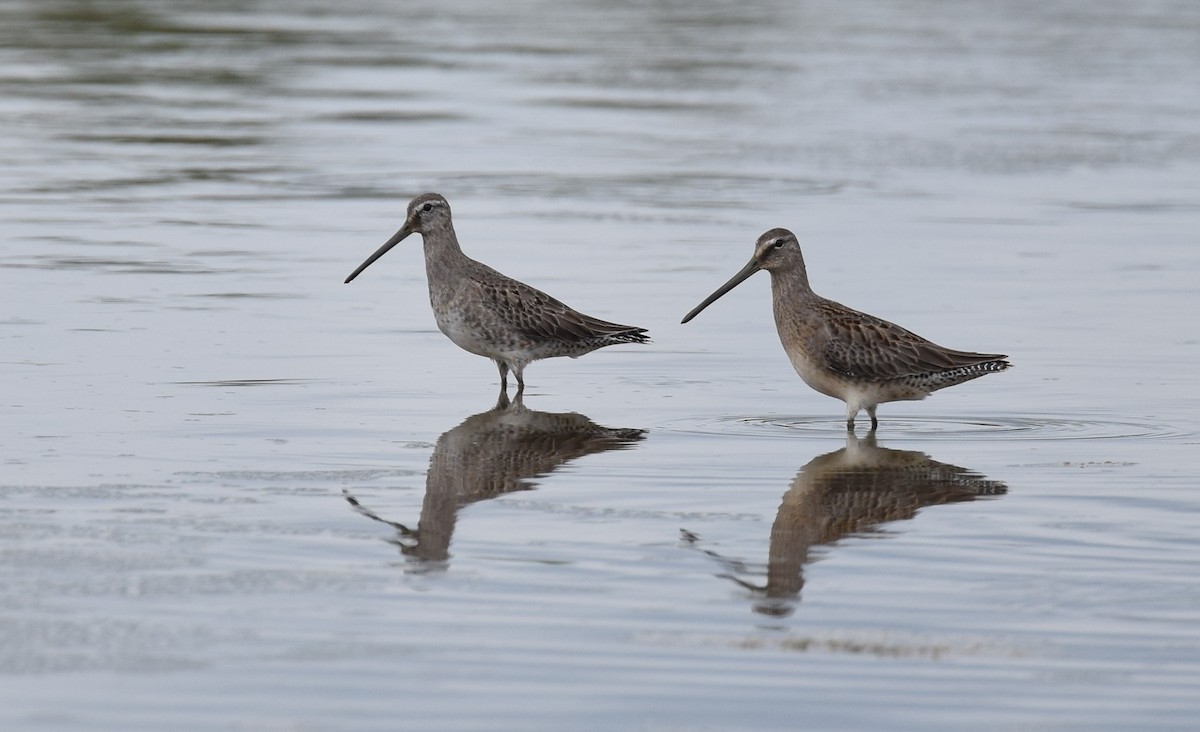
<box><xmin>344</xmin><ymin>223</ymin><xmax>412</xmax><ymax>283</ymax></box>
<box><xmin>681</xmin><ymin>259</ymin><xmax>761</xmax><ymax>323</ymax></box>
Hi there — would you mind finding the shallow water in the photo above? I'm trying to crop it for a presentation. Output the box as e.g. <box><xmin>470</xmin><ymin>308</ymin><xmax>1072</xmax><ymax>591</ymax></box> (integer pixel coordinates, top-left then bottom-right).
<box><xmin>3</xmin><ymin>1</ymin><xmax>1200</xmax><ymax>729</ymax></box>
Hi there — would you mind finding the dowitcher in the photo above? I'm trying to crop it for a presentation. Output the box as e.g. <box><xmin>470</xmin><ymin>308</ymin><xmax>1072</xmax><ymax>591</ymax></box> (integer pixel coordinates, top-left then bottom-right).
<box><xmin>687</xmin><ymin>432</ymin><xmax>1006</xmax><ymax>615</ymax></box>
<box><xmin>345</xmin><ymin>193</ymin><xmax>649</xmax><ymax>392</ymax></box>
<box><xmin>343</xmin><ymin>391</ymin><xmax>644</xmax><ymax>566</ymax></box>
<box><xmin>682</xmin><ymin>228</ymin><xmax>1010</xmax><ymax>430</ymax></box>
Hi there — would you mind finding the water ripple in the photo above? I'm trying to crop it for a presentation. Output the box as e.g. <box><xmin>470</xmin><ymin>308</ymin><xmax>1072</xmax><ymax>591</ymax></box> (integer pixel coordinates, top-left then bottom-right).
<box><xmin>665</xmin><ymin>414</ymin><xmax>1192</xmax><ymax>441</ymax></box>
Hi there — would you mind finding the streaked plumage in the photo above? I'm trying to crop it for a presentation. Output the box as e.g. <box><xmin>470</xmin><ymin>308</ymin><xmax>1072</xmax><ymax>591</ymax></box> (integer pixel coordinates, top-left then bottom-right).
<box><xmin>344</xmin><ymin>392</ymin><xmax>645</xmax><ymax>567</ymax></box>
<box><xmin>346</xmin><ymin>193</ymin><xmax>649</xmax><ymax>391</ymax></box>
<box><xmin>689</xmin><ymin>432</ymin><xmax>1007</xmax><ymax>616</ymax></box>
<box><xmin>682</xmin><ymin>228</ymin><xmax>1010</xmax><ymax>430</ymax></box>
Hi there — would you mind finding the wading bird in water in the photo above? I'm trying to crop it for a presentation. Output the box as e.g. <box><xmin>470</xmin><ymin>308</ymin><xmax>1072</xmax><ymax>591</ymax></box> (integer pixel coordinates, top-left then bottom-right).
<box><xmin>345</xmin><ymin>193</ymin><xmax>649</xmax><ymax>393</ymax></box>
<box><xmin>682</xmin><ymin>228</ymin><xmax>1010</xmax><ymax>430</ymax></box>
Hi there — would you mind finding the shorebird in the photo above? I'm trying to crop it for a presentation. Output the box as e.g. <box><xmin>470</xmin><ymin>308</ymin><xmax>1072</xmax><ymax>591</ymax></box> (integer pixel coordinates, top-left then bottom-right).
<box><xmin>686</xmin><ymin>432</ymin><xmax>1006</xmax><ymax>615</ymax></box>
<box><xmin>682</xmin><ymin>228</ymin><xmax>1010</xmax><ymax>430</ymax></box>
<box><xmin>345</xmin><ymin>193</ymin><xmax>649</xmax><ymax>392</ymax></box>
<box><xmin>343</xmin><ymin>391</ymin><xmax>644</xmax><ymax>567</ymax></box>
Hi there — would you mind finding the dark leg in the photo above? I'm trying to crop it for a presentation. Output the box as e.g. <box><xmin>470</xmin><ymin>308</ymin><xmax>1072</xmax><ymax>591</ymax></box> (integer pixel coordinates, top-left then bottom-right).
<box><xmin>514</xmin><ymin>365</ymin><xmax>526</xmax><ymax>395</ymax></box>
<box><xmin>867</xmin><ymin>405</ymin><xmax>878</xmax><ymax>432</ymax></box>
<box><xmin>495</xmin><ymin>361</ymin><xmax>509</xmax><ymax>391</ymax></box>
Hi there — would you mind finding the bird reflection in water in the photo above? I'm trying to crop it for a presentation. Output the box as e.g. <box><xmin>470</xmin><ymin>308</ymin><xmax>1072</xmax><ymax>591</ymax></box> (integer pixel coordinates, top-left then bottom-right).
<box><xmin>345</xmin><ymin>392</ymin><xmax>645</xmax><ymax>571</ymax></box>
<box><xmin>687</xmin><ymin>432</ymin><xmax>1006</xmax><ymax>617</ymax></box>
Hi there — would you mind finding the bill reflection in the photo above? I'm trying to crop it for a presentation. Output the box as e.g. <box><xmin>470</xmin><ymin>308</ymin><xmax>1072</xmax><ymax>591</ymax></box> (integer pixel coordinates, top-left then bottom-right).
<box><xmin>346</xmin><ymin>392</ymin><xmax>645</xmax><ymax>571</ymax></box>
<box><xmin>689</xmin><ymin>432</ymin><xmax>1007</xmax><ymax>617</ymax></box>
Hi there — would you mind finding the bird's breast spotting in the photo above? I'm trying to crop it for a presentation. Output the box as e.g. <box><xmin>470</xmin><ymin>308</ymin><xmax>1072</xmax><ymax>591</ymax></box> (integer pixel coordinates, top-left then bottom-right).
<box><xmin>435</xmin><ymin>307</ymin><xmax>505</xmax><ymax>359</ymax></box>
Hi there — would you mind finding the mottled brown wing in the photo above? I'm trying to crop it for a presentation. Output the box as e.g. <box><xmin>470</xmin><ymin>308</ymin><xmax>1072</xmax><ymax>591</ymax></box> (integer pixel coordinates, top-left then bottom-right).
<box><xmin>469</xmin><ymin>271</ymin><xmax>646</xmax><ymax>344</ymax></box>
<box><xmin>818</xmin><ymin>301</ymin><xmax>1005</xmax><ymax>381</ymax></box>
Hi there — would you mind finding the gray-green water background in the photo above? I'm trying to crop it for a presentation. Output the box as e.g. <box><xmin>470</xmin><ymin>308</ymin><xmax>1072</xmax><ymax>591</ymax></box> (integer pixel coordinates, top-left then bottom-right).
<box><xmin>2</xmin><ymin>1</ymin><xmax>1199</xmax><ymax>730</ymax></box>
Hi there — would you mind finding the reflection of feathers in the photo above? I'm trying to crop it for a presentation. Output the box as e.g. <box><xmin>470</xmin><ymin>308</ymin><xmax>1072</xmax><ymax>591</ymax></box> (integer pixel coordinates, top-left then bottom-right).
<box><xmin>427</xmin><ymin>391</ymin><xmax>645</xmax><ymax>502</ymax></box>
<box><xmin>699</xmin><ymin>432</ymin><xmax>1006</xmax><ymax>616</ymax></box>
<box><xmin>773</xmin><ymin>432</ymin><xmax>1006</xmax><ymax>545</ymax></box>
<box><xmin>347</xmin><ymin>393</ymin><xmax>644</xmax><ymax>567</ymax></box>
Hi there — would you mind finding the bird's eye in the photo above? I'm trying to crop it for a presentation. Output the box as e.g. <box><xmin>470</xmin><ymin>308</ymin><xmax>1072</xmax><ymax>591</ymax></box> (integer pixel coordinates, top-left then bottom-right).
<box><xmin>421</xmin><ymin>203</ymin><xmax>433</xmax><ymax>213</ymax></box>
<box><xmin>772</xmin><ymin>239</ymin><xmax>785</xmax><ymax>249</ymax></box>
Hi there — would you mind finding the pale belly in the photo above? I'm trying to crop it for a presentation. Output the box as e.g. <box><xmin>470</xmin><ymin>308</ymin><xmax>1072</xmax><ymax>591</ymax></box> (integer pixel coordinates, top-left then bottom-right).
<box><xmin>434</xmin><ymin>308</ymin><xmax>503</xmax><ymax>360</ymax></box>
<box><xmin>784</xmin><ymin>348</ymin><xmax>849</xmax><ymax>401</ymax></box>
<box><xmin>783</xmin><ymin>343</ymin><xmax>926</xmax><ymax>407</ymax></box>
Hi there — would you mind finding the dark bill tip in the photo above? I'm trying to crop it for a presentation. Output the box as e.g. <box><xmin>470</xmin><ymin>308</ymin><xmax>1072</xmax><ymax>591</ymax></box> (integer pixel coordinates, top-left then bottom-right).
<box><xmin>344</xmin><ymin>224</ymin><xmax>412</xmax><ymax>283</ymax></box>
<box><xmin>681</xmin><ymin>259</ymin><xmax>761</xmax><ymax>324</ymax></box>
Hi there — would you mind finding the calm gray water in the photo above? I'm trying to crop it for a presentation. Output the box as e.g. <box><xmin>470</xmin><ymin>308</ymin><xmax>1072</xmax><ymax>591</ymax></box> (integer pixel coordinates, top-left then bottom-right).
<box><xmin>3</xmin><ymin>1</ymin><xmax>1199</xmax><ymax>730</ymax></box>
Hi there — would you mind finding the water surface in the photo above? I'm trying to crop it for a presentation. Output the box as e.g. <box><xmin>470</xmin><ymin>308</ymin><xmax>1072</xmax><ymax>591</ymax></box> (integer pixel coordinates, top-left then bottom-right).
<box><xmin>2</xmin><ymin>1</ymin><xmax>1199</xmax><ymax>730</ymax></box>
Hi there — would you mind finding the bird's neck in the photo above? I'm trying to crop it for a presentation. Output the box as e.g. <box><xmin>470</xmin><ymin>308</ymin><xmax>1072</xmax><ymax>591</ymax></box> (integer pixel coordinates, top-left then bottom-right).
<box><xmin>422</xmin><ymin>222</ymin><xmax>467</xmax><ymax>275</ymax></box>
<box><xmin>769</xmin><ymin>264</ymin><xmax>813</xmax><ymax>300</ymax></box>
